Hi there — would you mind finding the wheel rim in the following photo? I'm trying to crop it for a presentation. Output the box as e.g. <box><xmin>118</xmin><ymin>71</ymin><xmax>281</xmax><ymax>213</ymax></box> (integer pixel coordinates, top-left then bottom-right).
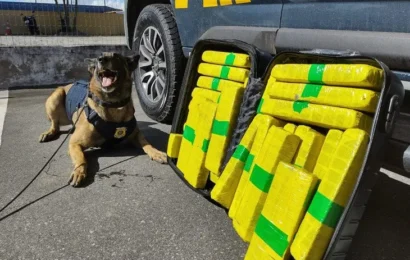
<box><xmin>138</xmin><ymin>26</ymin><xmax>167</xmax><ymax>104</ymax></box>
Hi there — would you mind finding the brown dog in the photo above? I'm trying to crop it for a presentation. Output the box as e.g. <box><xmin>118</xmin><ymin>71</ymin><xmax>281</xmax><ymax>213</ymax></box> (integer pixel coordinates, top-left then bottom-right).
<box><xmin>39</xmin><ymin>52</ymin><xmax>167</xmax><ymax>187</ymax></box>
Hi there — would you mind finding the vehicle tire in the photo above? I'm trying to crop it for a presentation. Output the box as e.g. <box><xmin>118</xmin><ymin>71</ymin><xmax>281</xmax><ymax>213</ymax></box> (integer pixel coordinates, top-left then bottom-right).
<box><xmin>132</xmin><ymin>4</ymin><xmax>185</xmax><ymax>123</ymax></box>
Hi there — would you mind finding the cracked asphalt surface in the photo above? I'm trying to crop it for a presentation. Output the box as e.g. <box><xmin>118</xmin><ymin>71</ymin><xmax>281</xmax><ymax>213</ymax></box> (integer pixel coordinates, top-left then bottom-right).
<box><xmin>0</xmin><ymin>87</ymin><xmax>410</xmax><ymax>260</ymax></box>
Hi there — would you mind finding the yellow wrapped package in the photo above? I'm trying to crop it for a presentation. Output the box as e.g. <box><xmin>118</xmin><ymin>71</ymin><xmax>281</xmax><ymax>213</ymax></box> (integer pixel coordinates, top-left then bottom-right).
<box><xmin>176</xmin><ymin>93</ymin><xmax>204</xmax><ymax>175</ymax></box>
<box><xmin>177</xmin><ymin>88</ymin><xmax>219</xmax><ymax>172</ymax></box>
<box><xmin>283</xmin><ymin>123</ymin><xmax>297</xmax><ymax>134</ymax></box>
<box><xmin>205</xmin><ymin>86</ymin><xmax>245</xmax><ymax>175</ymax></box>
<box><xmin>219</xmin><ymin>115</ymin><xmax>283</xmax><ymax>212</ymax></box>
<box><xmin>198</xmin><ymin>63</ymin><xmax>249</xmax><ymax>83</ymax></box>
<box><xmin>202</xmin><ymin>51</ymin><xmax>251</xmax><ymax>68</ymax></box>
<box><xmin>167</xmin><ymin>133</ymin><xmax>182</xmax><ymax>159</ymax></box>
<box><xmin>313</xmin><ymin>130</ymin><xmax>343</xmax><ymax>180</ymax></box>
<box><xmin>197</xmin><ymin>76</ymin><xmax>244</xmax><ymax>91</ymax></box>
<box><xmin>183</xmin><ymin>99</ymin><xmax>218</xmax><ymax>188</ymax></box>
<box><xmin>260</xmin><ymin>98</ymin><xmax>373</xmax><ymax>134</ymax></box>
<box><xmin>290</xmin><ymin>129</ymin><xmax>369</xmax><ymax>260</ymax></box>
<box><xmin>245</xmin><ymin>162</ymin><xmax>318</xmax><ymax>260</ymax></box>
<box><xmin>211</xmin><ymin>114</ymin><xmax>281</xmax><ymax>208</ymax></box>
<box><xmin>232</xmin><ymin>126</ymin><xmax>301</xmax><ymax>242</ymax></box>
<box><xmin>209</xmin><ymin>172</ymin><xmax>220</xmax><ymax>183</ymax></box>
<box><xmin>267</xmin><ymin>81</ymin><xmax>380</xmax><ymax>113</ymax></box>
<box><xmin>271</xmin><ymin>64</ymin><xmax>383</xmax><ymax>89</ymax></box>
<box><xmin>293</xmin><ymin>126</ymin><xmax>325</xmax><ymax>172</ymax></box>
<box><xmin>191</xmin><ymin>87</ymin><xmax>221</xmax><ymax>103</ymax></box>
<box><xmin>176</xmin><ymin>92</ymin><xmax>219</xmax><ymax>188</ymax></box>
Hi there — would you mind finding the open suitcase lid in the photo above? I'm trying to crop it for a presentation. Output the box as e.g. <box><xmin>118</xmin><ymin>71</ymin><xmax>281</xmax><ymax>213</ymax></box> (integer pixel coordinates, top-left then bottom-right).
<box><xmin>167</xmin><ymin>39</ymin><xmax>404</xmax><ymax>259</ymax></box>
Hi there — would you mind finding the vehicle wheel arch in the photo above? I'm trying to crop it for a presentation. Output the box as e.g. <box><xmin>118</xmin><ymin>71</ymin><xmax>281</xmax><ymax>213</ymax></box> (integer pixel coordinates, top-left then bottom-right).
<box><xmin>125</xmin><ymin>0</ymin><xmax>172</xmax><ymax>49</ymax></box>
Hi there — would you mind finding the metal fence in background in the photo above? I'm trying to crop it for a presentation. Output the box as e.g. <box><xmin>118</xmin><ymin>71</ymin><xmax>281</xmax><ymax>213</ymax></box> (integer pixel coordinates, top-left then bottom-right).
<box><xmin>0</xmin><ymin>0</ymin><xmax>125</xmax><ymax>47</ymax></box>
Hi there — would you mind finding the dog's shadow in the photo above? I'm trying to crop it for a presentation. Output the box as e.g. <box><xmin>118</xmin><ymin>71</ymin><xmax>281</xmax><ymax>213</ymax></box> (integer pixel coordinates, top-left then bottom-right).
<box><xmin>81</xmin><ymin>121</ymin><xmax>169</xmax><ymax>187</ymax></box>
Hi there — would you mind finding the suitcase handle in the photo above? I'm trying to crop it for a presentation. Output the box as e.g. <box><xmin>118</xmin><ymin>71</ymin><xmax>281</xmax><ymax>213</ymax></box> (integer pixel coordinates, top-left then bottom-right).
<box><xmin>299</xmin><ymin>49</ymin><xmax>361</xmax><ymax>57</ymax></box>
<box><xmin>385</xmin><ymin>94</ymin><xmax>400</xmax><ymax>134</ymax></box>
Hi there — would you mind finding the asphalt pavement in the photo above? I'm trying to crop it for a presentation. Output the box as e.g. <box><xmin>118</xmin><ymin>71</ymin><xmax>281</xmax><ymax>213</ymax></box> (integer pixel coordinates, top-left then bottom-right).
<box><xmin>0</xmin><ymin>87</ymin><xmax>409</xmax><ymax>260</ymax></box>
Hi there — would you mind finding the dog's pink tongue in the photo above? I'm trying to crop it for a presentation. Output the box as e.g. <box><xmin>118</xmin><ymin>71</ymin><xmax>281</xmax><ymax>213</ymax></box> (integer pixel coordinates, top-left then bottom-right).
<box><xmin>102</xmin><ymin>77</ymin><xmax>113</xmax><ymax>87</ymax></box>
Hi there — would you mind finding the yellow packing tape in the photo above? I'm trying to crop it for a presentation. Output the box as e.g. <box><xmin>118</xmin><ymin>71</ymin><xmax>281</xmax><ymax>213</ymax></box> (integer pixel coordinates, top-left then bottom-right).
<box><xmin>260</xmin><ymin>98</ymin><xmax>373</xmax><ymax>134</ymax></box>
<box><xmin>198</xmin><ymin>63</ymin><xmax>249</xmax><ymax>83</ymax></box>
<box><xmin>245</xmin><ymin>162</ymin><xmax>318</xmax><ymax>260</ymax></box>
<box><xmin>232</xmin><ymin>126</ymin><xmax>301</xmax><ymax>242</ymax></box>
<box><xmin>290</xmin><ymin>129</ymin><xmax>369</xmax><ymax>260</ymax></box>
<box><xmin>202</xmin><ymin>51</ymin><xmax>251</xmax><ymax>68</ymax></box>
<box><xmin>271</xmin><ymin>64</ymin><xmax>383</xmax><ymax>89</ymax></box>
<box><xmin>267</xmin><ymin>81</ymin><xmax>380</xmax><ymax>113</ymax></box>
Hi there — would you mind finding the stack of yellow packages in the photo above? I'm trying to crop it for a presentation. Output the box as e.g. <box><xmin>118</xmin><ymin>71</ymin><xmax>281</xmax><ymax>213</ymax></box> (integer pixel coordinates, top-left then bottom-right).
<box><xmin>260</xmin><ymin>63</ymin><xmax>382</xmax><ymax>134</ymax></box>
<box><xmin>243</xmin><ymin>62</ymin><xmax>382</xmax><ymax>260</ymax></box>
<box><xmin>210</xmin><ymin>114</ymin><xmax>284</xmax><ymax>209</ymax></box>
<box><xmin>174</xmin><ymin>50</ymin><xmax>251</xmax><ymax>189</ymax></box>
<box><xmin>231</xmin><ymin>126</ymin><xmax>301</xmax><ymax>242</ymax></box>
<box><xmin>245</xmin><ymin>162</ymin><xmax>318</xmax><ymax>260</ymax></box>
<box><xmin>176</xmin><ymin>89</ymin><xmax>220</xmax><ymax>188</ymax></box>
<box><xmin>200</xmin><ymin>51</ymin><xmax>251</xmax><ymax>183</ymax></box>
<box><xmin>290</xmin><ymin>129</ymin><xmax>369</xmax><ymax>260</ymax></box>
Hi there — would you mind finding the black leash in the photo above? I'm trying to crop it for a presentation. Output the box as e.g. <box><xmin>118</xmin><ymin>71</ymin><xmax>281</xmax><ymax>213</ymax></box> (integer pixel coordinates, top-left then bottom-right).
<box><xmin>0</xmin><ymin>104</ymin><xmax>86</xmax><ymax>215</ymax></box>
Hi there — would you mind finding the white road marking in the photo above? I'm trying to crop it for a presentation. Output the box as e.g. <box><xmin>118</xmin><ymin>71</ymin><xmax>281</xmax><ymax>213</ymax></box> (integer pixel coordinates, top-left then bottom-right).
<box><xmin>380</xmin><ymin>168</ymin><xmax>410</xmax><ymax>185</ymax></box>
<box><xmin>0</xmin><ymin>90</ymin><xmax>8</xmax><ymax>147</ymax></box>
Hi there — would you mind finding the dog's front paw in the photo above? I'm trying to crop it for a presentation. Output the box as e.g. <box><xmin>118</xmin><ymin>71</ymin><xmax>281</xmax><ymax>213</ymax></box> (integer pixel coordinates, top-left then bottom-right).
<box><xmin>39</xmin><ymin>130</ymin><xmax>58</xmax><ymax>143</ymax></box>
<box><xmin>148</xmin><ymin>149</ymin><xmax>168</xmax><ymax>164</ymax></box>
<box><xmin>68</xmin><ymin>164</ymin><xmax>87</xmax><ymax>187</ymax></box>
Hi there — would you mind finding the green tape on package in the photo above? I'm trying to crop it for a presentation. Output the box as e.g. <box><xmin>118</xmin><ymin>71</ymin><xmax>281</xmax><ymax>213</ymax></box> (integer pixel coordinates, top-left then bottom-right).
<box><xmin>308</xmin><ymin>192</ymin><xmax>345</xmax><ymax>228</ymax></box>
<box><xmin>257</xmin><ymin>98</ymin><xmax>264</xmax><ymax>114</ymax></box>
<box><xmin>232</xmin><ymin>145</ymin><xmax>250</xmax><ymax>163</ymax></box>
<box><xmin>250</xmin><ymin>164</ymin><xmax>274</xmax><ymax>193</ymax></box>
<box><xmin>212</xmin><ymin>78</ymin><xmax>220</xmax><ymax>91</ymax></box>
<box><xmin>255</xmin><ymin>214</ymin><xmax>289</xmax><ymax>257</ymax></box>
<box><xmin>244</xmin><ymin>154</ymin><xmax>255</xmax><ymax>172</ymax></box>
<box><xmin>225</xmin><ymin>53</ymin><xmax>236</xmax><ymax>66</ymax></box>
<box><xmin>211</xmin><ymin>120</ymin><xmax>230</xmax><ymax>136</ymax></box>
<box><xmin>308</xmin><ymin>64</ymin><xmax>325</xmax><ymax>84</ymax></box>
<box><xmin>183</xmin><ymin>125</ymin><xmax>195</xmax><ymax>144</ymax></box>
<box><xmin>292</xmin><ymin>101</ymin><xmax>309</xmax><ymax>113</ymax></box>
<box><xmin>301</xmin><ymin>84</ymin><xmax>322</xmax><ymax>98</ymax></box>
<box><xmin>220</xmin><ymin>66</ymin><xmax>230</xmax><ymax>79</ymax></box>
<box><xmin>202</xmin><ymin>139</ymin><xmax>210</xmax><ymax>152</ymax></box>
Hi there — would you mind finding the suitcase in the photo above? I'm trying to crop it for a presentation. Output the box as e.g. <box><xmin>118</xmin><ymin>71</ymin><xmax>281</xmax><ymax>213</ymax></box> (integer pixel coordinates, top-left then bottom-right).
<box><xmin>166</xmin><ymin>40</ymin><xmax>404</xmax><ymax>259</ymax></box>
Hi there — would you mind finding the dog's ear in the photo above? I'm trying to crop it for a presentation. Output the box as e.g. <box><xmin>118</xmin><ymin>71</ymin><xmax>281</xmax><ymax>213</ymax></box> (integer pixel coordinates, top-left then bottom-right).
<box><xmin>84</xmin><ymin>58</ymin><xmax>97</xmax><ymax>75</ymax></box>
<box><xmin>126</xmin><ymin>54</ymin><xmax>139</xmax><ymax>72</ymax></box>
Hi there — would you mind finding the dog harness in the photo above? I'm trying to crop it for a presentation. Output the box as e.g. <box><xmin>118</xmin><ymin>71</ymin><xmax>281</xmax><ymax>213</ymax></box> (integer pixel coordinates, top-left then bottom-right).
<box><xmin>65</xmin><ymin>80</ymin><xmax>137</xmax><ymax>146</ymax></box>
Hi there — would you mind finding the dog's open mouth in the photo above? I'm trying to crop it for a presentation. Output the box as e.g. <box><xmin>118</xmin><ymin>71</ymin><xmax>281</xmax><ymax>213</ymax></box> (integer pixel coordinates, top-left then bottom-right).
<box><xmin>98</xmin><ymin>70</ymin><xmax>118</xmax><ymax>88</ymax></box>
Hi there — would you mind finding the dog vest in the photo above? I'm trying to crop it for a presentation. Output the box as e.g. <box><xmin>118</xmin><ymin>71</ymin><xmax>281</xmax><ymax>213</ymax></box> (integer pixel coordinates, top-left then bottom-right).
<box><xmin>65</xmin><ymin>80</ymin><xmax>137</xmax><ymax>146</ymax></box>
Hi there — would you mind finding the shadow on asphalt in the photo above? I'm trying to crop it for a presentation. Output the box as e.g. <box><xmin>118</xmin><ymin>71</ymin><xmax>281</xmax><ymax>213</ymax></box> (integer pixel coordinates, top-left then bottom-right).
<box><xmin>0</xmin><ymin>121</ymin><xmax>169</xmax><ymax>222</ymax></box>
<box><xmin>80</xmin><ymin>121</ymin><xmax>169</xmax><ymax>187</ymax></box>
